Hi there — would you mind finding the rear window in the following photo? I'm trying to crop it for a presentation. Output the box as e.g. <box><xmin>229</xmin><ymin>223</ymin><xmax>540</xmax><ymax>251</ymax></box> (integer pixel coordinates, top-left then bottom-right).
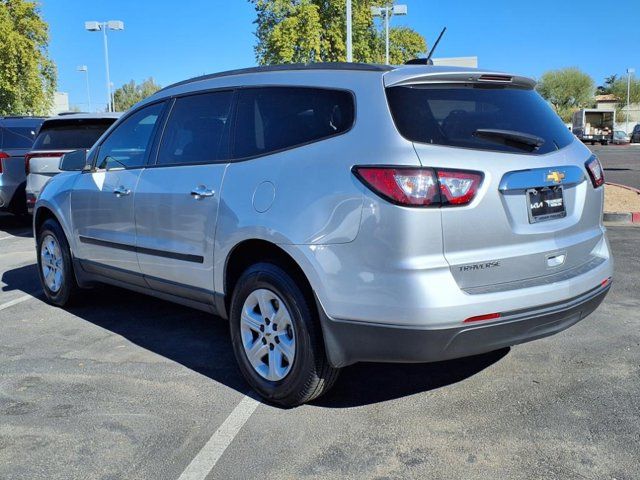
<box><xmin>0</xmin><ymin>126</ymin><xmax>39</xmax><ymax>149</ymax></box>
<box><xmin>233</xmin><ymin>87</ymin><xmax>354</xmax><ymax>158</ymax></box>
<box><xmin>386</xmin><ymin>85</ymin><xmax>574</xmax><ymax>155</ymax></box>
<box><xmin>32</xmin><ymin>119</ymin><xmax>116</xmax><ymax>150</ymax></box>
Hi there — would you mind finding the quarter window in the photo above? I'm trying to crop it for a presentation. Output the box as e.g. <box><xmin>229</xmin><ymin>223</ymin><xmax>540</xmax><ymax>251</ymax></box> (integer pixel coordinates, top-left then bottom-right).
<box><xmin>233</xmin><ymin>87</ymin><xmax>354</xmax><ymax>158</ymax></box>
<box><xmin>157</xmin><ymin>91</ymin><xmax>233</xmax><ymax>165</ymax></box>
<box><xmin>96</xmin><ymin>103</ymin><xmax>163</xmax><ymax>170</ymax></box>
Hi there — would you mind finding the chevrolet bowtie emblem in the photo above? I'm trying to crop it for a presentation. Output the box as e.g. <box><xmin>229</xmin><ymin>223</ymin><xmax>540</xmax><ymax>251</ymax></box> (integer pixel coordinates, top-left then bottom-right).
<box><xmin>546</xmin><ymin>171</ymin><xmax>565</xmax><ymax>183</ymax></box>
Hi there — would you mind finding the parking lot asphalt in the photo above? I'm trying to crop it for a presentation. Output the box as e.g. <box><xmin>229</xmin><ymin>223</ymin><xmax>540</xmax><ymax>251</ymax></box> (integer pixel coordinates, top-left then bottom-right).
<box><xmin>592</xmin><ymin>143</ymin><xmax>640</xmax><ymax>190</ymax></box>
<box><xmin>1</xmin><ymin>160</ymin><xmax>639</xmax><ymax>479</ymax></box>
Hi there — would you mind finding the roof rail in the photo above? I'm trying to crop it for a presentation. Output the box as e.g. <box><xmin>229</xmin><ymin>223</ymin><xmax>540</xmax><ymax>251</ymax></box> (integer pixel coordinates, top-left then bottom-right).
<box><xmin>159</xmin><ymin>62</ymin><xmax>393</xmax><ymax>93</ymax></box>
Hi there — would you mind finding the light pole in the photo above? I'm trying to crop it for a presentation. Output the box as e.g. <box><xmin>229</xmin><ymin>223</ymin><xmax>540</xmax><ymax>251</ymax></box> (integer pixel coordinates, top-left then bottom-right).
<box><xmin>346</xmin><ymin>0</ymin><xmax>352</xmax><ymax>62</ymax></box>
<box><xmin>626</xmin><ymin>68</ymin><xmax>635</xmax><ymax>134</ymax></box>
<box><xmin>371</xmin><ymin>4</ymin><xmax>407</xmax><ymax>65</ymax></box>
<box><xmin>76</xmin><ymin>65</ymin><xmax>91</xmax><ymax>112</ymax></box>
<box><xmin>84</xmin><ymin>20</ymin><xmax>124</xmax><ymax>112</ymax></box>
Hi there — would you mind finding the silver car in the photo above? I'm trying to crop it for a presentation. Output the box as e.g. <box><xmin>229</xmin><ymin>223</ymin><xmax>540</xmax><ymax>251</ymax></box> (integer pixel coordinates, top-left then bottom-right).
<box><xmin>33</xmin><ymin>64</ymin><xmax>613</xmax><ymax>406</ymax></box>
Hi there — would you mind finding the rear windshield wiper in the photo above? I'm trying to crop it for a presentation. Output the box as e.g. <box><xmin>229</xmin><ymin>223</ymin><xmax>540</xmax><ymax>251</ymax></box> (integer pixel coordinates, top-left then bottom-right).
<box><xmin>473</xmin><ymin>129</ymin><xmax>545</xmax><ymax>152</ymax></box>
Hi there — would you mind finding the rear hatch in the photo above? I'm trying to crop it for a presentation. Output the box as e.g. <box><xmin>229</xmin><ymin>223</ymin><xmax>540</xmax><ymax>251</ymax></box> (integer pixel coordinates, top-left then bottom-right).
<box><xmin>27</xmin><ymin>117</ymin><xmax>116</xmax><ymax>179</ymax></box>
<box><xmin>385</xmin><ymin>71</ymin><xmax>606</xmax><ymax>293</ymax></box>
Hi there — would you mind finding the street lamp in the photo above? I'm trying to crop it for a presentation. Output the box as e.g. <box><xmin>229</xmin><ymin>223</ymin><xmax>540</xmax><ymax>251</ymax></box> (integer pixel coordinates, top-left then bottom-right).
<box><xmin>76</xmin><ymin>65</ymin><xmax>91</xmax><ymax>112</ymax></box>
<box><xmin>84</xmin><ymin>20</ymin><xmax>124</xmax><ymax>112</ymax></box>
<box><xmin>371</xmin><ymin>4</ymin><xmax>407</xmax><ymax>65</ymax></box>
<box><xmin>626</xmin><ymin>68</ymin><xmax>635</xmax><ymax>134</ymax></box>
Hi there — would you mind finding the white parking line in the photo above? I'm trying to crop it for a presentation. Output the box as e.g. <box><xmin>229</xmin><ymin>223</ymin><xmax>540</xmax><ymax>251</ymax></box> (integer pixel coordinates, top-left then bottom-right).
<box><xmin>0</xmin><ymin>294</ymin><xmax>35</xmax><ymax>311</ymax></box>
<box><xmin>0</xmin><ymin>230</ymin><xmax>31</xmax><ymax>241</ymax></box>
<box><xmin>178</xmin><ymin>394</ymin><xmax>261</xmax><ymax>480</ymax></box>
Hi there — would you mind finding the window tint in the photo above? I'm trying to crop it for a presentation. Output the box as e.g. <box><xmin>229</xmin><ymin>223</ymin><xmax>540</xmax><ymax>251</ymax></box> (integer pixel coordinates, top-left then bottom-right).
<box><xmin>96</xmin><ymin>104</ymin><xmax>163</xmax><ymax>170</ymax></box>
<box><xmin>386</xmin><ymin>85</ymin><xmax>575</xmax><ymax>155</ymax></box>
<box><xmin>32</xmin><ymin>119</ymin><xmax>115</xmax><ymax>150</ymax></box>
<box><xmin>233</xmin><ymin>87</ymin><xmax>354</xmax><ymax>158</ymax></box>
<box><xmin>1</xmin><ymin>126</ymin><xmax>38</xmax><ymax>149</ymax></box>
<box><xmin>157</xmin><ymin>91</ymin><xmax>233</xmax><ymax>165</ymax></box>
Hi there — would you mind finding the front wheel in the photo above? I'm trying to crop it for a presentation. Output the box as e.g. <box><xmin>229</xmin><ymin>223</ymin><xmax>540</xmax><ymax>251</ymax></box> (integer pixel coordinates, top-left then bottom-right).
<box><xmin>229</xmin><ymin>263</ymin><xmax>339</xmax><ymax>407</ymax></box>
<box><xmin>36</xmin><ymin>219</ymin><xmax>78</xmax><ymax>307</ymax></box>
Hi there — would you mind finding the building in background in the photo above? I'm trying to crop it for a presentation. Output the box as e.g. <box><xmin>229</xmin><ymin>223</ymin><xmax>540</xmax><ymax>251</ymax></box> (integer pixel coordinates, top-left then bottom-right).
<box><xmin>49</xmin><ymin>92</ymin><xmax>70</xmax><ymax>115</ymax></box>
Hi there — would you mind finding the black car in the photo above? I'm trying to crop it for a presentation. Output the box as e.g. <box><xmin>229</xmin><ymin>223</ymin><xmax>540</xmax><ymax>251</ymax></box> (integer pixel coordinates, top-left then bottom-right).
<box><xmin>631</xmin><ymin>124</ymin><xmax>640</xmax><ymax>143</ymax></box>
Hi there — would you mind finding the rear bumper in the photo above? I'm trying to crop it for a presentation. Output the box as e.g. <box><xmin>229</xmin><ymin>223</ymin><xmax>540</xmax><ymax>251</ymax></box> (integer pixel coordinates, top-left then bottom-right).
<box><xmin>319</xmin><ymin>283</ymin><xmax>610</xmax><ymax>367</ymax></box>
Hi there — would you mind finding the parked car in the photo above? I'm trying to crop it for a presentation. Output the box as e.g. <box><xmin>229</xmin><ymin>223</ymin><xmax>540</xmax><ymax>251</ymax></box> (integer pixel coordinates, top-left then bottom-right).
<box><xmin>25</xmin><ymin>113</ymin><xmax>120</xmax><ymax>212</ymax></box>
<box><xmin>612</xmin><ymin>130</ymin><xmax>630</xmax><ymax>144</ymax></box>
<box><xmin>631</xmin><ymin>124</ymin><xmax>640</xmax><ymax>143</ymax></box>
<box><xmin>33</xmin><ymin>64</ymin><xmax>613</xmax><ymax>406</ymax></box>
<box><xmin>0</xmin><ymin>116</ymin><xmax>46</xmax><ymax>215</ymax></box>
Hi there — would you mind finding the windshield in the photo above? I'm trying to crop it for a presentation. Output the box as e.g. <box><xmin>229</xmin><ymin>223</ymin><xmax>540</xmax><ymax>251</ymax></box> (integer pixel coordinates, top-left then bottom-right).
<box><xmin>32</xmin><ymin>119</ymin><xmax>115</xmax><ymax>150</ymax></box>
<box><xmin>385</xmin><ymin>85</ymin><xmax>575</xmax><ymax>155</ymax></box>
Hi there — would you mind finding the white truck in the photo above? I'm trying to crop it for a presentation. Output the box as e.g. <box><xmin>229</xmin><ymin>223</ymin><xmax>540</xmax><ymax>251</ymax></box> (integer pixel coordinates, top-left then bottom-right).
<box><xmin>572</xmin><ymin>109</ymin><xmax>615</xmax><ymax>145</ymax></box>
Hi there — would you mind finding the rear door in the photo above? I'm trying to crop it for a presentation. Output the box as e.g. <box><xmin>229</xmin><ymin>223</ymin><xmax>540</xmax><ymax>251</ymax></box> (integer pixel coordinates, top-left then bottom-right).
<box><xmin>71</xmin><ymin>103</ymin><xmax>165</xmax><ymax>275</ymax></box>
<box><xmin>386</xmin><ymin>83</ymin><xmax>605</xmax><ymax>292</ymax></box>
<box><xmin>134</xmin><ymin>90</ymin><xmax>233</xmax><ymax>298</ymax></box>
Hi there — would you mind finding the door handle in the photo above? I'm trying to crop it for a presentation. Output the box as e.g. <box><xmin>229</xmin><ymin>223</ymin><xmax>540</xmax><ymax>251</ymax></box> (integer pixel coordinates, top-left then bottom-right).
<box><xmin>113</xmin><ymin>186</ymin><xmax>131</xmax><ymax>197</ymax></box>
<box><xmin>190</xmin><ymin>185</ymin><xmax>215</xmax><ymax>199</ymax></box>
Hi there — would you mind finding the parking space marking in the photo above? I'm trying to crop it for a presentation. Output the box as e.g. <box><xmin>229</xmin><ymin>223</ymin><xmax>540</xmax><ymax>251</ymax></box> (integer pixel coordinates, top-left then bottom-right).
<box><xmin>178</xmin><ymin>394</ymin><xmax>260</xmax><ymax>480</ymax></box>
<box><xmin>0</xmin><ymin>294</ymin><xmax>35</xmax><ymax>311</ymax></box>
<box><xmin>0</xmin><ymin>230</ymin><xmax>31</xmax><ymax>241</ymax></box>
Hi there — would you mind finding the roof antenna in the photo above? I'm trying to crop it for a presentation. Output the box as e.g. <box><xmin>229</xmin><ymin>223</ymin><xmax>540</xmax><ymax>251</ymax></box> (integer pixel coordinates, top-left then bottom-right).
<box><xmin>405</xmin><ymin>27</ymin><xmax>447</xmax><ymax>65</ymax></box>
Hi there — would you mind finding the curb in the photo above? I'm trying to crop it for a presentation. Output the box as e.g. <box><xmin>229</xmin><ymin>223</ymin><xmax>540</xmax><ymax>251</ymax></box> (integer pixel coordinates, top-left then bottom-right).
<box><xmin>603</xmin><ymin>182</ymin><xmax>640</xmax><ymax>224</ymax></box>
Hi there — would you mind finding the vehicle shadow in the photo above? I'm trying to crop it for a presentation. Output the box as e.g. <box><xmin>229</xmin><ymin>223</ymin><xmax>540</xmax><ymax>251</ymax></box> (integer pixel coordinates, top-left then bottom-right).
<box><xmin>2</xmin><ymin>263</ymin><xmax>509</xmax><ymax>408</ymax></box>
<box><xmin>0</xmin><ymin>213</ymin><xmax>33</xmax><ymax>237</ymax></box>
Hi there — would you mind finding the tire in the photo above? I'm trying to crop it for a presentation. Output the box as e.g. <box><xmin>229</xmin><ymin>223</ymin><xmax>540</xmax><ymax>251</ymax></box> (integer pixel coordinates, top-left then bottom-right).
<box><xmin>36</xmin><ymin>218</ymin><xmax>78</xmax><ymax>307</ymax></box>
<box><xmin>229</xmin><ymin>262</ymin><xmax>339</xmax><ymax>407</ymax></box>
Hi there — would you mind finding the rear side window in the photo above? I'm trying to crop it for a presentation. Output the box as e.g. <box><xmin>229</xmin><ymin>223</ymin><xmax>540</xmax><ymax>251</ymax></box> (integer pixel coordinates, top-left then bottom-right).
<box><xmin>157</xmin><ymin>91</ymin><xmax>233</xmax><ymax>165</ymax></box>
<box><xmin>32</xmin><ymin>119</ymin><xmax>116</xmax><ymax>150</ymax></box>
<box><xmin>386</xmin><ymin>85</ymin><xmax>574</xmax><ymax>154</ymax></box>
<box><xmin>233</xmin><ymin>87</ymin><xmax>354</xmax><ymax>158</ymax></box>
<box><xmin>1</xmin><ymin>126</ymin><xmax>39</xmax><ymax>149</ymax></box>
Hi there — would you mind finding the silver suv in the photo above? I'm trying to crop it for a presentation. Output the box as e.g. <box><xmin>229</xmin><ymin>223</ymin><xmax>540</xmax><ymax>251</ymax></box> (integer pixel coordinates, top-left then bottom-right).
<box><xmin>33</xmin><ymin>64</ymin><xmax>613</xmax><ymax>406</ymax></box>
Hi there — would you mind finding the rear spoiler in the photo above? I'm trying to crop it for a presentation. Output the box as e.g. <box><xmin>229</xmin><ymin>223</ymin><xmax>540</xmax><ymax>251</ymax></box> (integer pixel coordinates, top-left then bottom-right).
<box><xmin>383</xmin><ymin>69</ymin><xmax>536</xmax><ymax>90</ymax></box>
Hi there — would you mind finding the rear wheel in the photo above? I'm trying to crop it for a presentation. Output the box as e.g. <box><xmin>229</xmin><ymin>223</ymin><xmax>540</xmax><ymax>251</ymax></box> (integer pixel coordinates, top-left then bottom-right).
<box><xmin>229</xmin><ymin>262</ymin><xmax>339</xmax><ymax>407</ymax></box>
<box><xmin>37</xmin><ymin>219</ymin><xmax>78</xmax><ymax>307</ymax></box>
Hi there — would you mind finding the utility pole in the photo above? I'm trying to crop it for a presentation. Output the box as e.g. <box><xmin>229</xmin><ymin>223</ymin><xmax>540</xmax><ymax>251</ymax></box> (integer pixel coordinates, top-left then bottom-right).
<box><xmin>627</xmin><ymin>68</ymin><xmax>635</xmax><ymax>133</ymax></box>
<box><xmin>346</xmin><ymin>0</ymin><xmax>352</xmax><ymax>62</ymax></box>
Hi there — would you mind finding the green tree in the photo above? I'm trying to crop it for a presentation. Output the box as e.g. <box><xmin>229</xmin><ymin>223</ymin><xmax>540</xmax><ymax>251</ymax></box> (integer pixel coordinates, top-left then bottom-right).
<box><xmin>0</xmin><ymin>0</ymin><xmax>56</xmax><ymax>115</ymax></box>
<box><xmin>113</xmin><ymin>77</ymin><xmax>161</xmax><ymax>112</ymax></box>
<box><xmin>596</xmin><ymin>74</ymin><xmax>617</xmax><ymax>95</ymax></box>
<box><xmin>609</xmin><ymin>75</ymin><xmax>640</xmax><ymax>120</ymax></box>
<box><xmin>249</xmin><ymin>0</ymin><xmax>426</xmax><ymax>65</ymax></box>
<box><xmin>536</xmin><ymin>68</ymin><xmax>595</xmax><ymax>122</ymax></box>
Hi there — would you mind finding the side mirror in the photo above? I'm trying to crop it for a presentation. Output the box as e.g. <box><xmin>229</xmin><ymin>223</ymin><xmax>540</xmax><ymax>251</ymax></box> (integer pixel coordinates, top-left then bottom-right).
<box><xmin>59</xmin><ymin>149</ymin><xmax>88</xmax><ymax>171</ymax></box>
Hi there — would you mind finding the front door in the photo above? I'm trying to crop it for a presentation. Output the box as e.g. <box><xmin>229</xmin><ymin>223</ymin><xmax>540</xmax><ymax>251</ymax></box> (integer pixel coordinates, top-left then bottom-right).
<box><xmin>71</xmin><ymin>102</ymin><xmax>165</xmax><ymax>277</ymax></box>
<box><xmin>134</xmin><ymin>91</ymin><xmax>233</xmax><ymax>299</ymax></box>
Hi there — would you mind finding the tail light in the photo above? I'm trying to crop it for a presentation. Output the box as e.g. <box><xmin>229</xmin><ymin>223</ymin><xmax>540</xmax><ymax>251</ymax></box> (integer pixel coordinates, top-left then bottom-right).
<box><xmin>353</xmin><ymin>166</ymin><xmax>483</xmax><ymax>207</ymax></box>
<box><xmin>0</xmin><ymin>151</ymin><xmax>8</xmax><ymax>173</ymax></box>
<box><xmin>585</xmin><ymin>155</ymin><xmax>604</xmax><ymax>188</ymax></box>
<box><xmin>25</xmin><ymin>152</ymin><xmax>66</xmax><ymax>174</ymax></box>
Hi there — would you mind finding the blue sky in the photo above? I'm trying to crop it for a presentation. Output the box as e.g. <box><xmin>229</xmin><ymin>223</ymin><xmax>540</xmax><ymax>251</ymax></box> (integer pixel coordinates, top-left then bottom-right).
<box><xmin>41</xmin><ymin>0</ymin><xmax>639</xmax><ymax>111</ymax></box>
